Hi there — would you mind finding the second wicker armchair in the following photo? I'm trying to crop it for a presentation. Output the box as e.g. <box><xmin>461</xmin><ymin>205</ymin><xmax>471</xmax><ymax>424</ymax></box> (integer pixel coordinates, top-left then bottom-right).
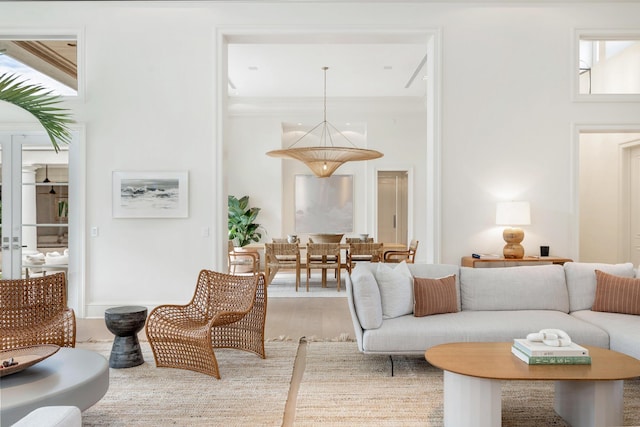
<box><xmin>146</xmin><ymin>270</ymin><xmax>266</xmax><ymax>378</ymax></box>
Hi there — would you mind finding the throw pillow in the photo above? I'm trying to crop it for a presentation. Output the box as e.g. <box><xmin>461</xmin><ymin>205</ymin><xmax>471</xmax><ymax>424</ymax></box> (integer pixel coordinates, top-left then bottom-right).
<box><xmin>375</xmin><ymin>261</ymin><xmax>413</xmax><ymax>319</ymax></box>
<box><xmin>350</xmin><ymin>267</ymin><xmax>383</xmax><ymax>329</ymax></box>
<box><xmin>592</xmin><ymin>270</ymin><xmax>640</xmax><ymax>315</ymax></box>
<box><xmin>413</xmin><ymin>275</ymin><xmax>458</xmax><ymax>317</ymax></box>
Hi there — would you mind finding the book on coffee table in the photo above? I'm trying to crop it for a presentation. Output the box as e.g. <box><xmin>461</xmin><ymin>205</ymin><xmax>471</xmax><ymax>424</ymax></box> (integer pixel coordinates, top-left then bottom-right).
<box><xmin>511</xmin><ymin>345</ymin><xmax>592</xmax><ymax>365</ymax></box>
<box><xmin>513</xmin><ymin>339</ymin><xmax>589</xmax><ymax>357</ymax></box>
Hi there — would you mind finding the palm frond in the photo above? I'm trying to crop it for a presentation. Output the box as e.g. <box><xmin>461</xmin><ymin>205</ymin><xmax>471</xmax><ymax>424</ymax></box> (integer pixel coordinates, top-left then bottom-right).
<box><xmin>0</xmin><ymin>72</ymin><xmax>73</xmax><ymax>152</ymax></box>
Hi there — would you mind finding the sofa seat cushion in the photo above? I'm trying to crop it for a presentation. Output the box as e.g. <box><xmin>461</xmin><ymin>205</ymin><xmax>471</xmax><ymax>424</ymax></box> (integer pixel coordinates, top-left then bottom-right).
<box><xmin>460</xmin><ymin>264</ymin><xmax>569</xmax><ymax>312</ymax></box>
<box><xmin>361</xmin><ymin>310</ymin><xmax>609</xmax><ymax>355</ymax></box>
<box><xmin>564</xmin><ymin>262</ymin><xmax>636</xmax><ymax>312</ymax></box>
<box><xmin>571</xmin><ymin>310</ymin><xmax>640</xmax><ymax>360</ymax></box>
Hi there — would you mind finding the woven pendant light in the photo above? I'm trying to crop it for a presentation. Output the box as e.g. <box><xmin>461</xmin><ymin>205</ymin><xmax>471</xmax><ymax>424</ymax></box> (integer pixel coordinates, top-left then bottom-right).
<box><xmin>267</xmin><ymin>67</ymin><xmax>383</xmax><ymax>178</ymax></box>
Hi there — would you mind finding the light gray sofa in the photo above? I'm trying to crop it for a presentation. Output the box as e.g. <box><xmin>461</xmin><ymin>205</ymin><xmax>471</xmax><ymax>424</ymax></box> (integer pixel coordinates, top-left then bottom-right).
<box><xmin>345</xmin><ymin>261</ymin><xmax>640</xmax><ymax>360</ymax></box>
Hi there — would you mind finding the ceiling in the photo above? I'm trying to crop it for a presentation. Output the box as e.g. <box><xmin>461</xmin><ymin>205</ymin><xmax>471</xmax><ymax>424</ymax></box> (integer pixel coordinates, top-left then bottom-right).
<box><xmin>227</xmin><ymin>41</ymin><xmax>429</xmax><ymax>99</ymax></box>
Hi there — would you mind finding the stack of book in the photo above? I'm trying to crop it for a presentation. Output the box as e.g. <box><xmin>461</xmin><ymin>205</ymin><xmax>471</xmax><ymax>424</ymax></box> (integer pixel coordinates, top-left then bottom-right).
<box><xmin>511</xmin><ymin>338</ymin><xmax>591</xmax><ymax>365</ymax></box>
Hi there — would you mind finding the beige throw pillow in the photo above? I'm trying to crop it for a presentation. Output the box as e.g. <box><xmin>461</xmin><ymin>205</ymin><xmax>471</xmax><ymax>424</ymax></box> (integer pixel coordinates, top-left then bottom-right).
<box><xmin>413</xmin><ymin>275</ymin><xmax>458</xmax><ymax>317</ymax></box>
<box><xmin>592</xmin><ymin>270</ymin><xmax>640</xmax><ymax>315</ymax></box>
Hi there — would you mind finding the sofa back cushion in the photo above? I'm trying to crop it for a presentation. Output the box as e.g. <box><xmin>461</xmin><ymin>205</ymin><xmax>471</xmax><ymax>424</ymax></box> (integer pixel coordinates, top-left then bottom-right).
<box><xmin>564</xmin><ymin>262</ymin><xmax>636</xmax><ymax>312</ymax></box>
<box><xmin>350</xmin><ymin>265</ymin><xmax>383</xmax><ymax>329</ymax></box>
<box><xmin>460</xmin><ymin>264</ymin><xmax>569</xmax><ymax>312</ymax></box>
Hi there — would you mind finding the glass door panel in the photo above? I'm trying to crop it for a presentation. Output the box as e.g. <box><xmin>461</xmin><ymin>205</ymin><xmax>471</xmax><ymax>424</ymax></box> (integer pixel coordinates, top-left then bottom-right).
<box><xmin>1</xmin><ymin>133</ymin><xmax>69</xmax><ymax>279</ymax></box>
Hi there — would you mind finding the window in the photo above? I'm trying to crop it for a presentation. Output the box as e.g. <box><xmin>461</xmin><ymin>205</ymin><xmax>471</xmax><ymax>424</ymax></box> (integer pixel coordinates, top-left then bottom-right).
<box><xmin>577</xmin><ymin>33</ymin><xmax>640</xmax><ymax>96</ymax></box>
<box><xmin>0</xmin><ymin>38</ymin><xmax>78</xmax><ymax>96</ymax></box>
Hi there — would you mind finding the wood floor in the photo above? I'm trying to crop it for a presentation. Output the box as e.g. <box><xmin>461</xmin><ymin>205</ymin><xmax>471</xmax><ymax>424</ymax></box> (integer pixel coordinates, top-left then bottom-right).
<box><xmin>77</xmin><ymin>297</ymin><xmax>355</xmax><ymax>342</ymax></box>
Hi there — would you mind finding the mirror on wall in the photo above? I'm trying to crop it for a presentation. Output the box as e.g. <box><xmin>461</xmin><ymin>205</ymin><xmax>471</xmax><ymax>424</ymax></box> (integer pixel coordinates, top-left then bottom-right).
<box><xmin>0</xmin><ymin>38</ymin><xmax>77</xmax><ymax>96</ymax></box>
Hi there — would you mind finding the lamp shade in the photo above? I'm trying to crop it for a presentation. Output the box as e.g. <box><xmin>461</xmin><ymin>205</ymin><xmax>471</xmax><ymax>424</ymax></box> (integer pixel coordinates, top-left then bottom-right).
<box><xmin>496</xmin><ymin>201</ymin><xmax>530</xmax><ymax>226</ymax></box>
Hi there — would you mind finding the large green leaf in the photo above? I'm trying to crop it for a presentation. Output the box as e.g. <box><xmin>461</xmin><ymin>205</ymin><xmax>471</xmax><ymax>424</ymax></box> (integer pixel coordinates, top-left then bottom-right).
<box><xmin>0</xmin><ymin>72</ymin><xmax>73</xmax><ymax>152</ymax></box>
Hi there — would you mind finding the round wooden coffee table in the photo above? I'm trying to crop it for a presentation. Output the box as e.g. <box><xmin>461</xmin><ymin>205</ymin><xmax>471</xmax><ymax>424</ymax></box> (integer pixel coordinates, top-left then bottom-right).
<box><xmin>0</xmin><ymin>347</ymin><xmax>109</xmax><ymax>426</ymax></box>
<box><xmin>425</xmin><ymin>342</ymin><xmax>640</xmax><ymax>427</ymax></box>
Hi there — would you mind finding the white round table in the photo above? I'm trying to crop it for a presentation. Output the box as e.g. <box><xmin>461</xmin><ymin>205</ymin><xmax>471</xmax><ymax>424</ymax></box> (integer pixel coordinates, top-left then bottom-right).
<box><xmin>0</xmin><ymin>347</ymin><xmax>109</xmax><ymax>426</ymax></box>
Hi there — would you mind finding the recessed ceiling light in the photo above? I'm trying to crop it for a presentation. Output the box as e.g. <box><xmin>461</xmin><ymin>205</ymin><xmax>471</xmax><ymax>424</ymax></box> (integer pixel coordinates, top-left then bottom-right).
<box><xmin>248</xmin><ymin>66</ymin><xmax>258</xmax><ymax>71</ymax></box>
<box><xmin>383</xmin><ymin>66</ymin><xmax>393</xmax><ymax>70</ymax></box>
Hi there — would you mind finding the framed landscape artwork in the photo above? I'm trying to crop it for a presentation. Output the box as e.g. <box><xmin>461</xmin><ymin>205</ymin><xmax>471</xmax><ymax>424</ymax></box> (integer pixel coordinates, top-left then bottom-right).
<box><xmin>112</xmin><ymin>171</ymin><xmax>189</xmax><ymax>218</ymax></box>
<box><xmin>294</xmin><ymin>174</ymin><xmax>353</xmax><ymax>233</ymax></box>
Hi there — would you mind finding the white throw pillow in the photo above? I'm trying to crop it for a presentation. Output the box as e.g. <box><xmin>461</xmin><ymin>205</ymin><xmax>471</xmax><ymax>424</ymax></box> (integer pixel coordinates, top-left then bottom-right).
<box><xmin>375</xmin><ymin>261</ymin><xmax>413</xmax><ymax>319</ymax></box>
<box><xmin>350</xmin><ymin>267</ymin><xmax>383</xmax><ymax>329</ymax></box>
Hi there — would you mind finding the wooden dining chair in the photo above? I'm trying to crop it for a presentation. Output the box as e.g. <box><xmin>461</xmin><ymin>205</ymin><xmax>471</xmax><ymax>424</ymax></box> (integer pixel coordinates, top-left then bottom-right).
<box><xmin>228</xmin><ymin>240</ymin><xmax>260</xmax><ymax>274</ymax></box>
<box><xmin>346</xmin><ymin>242</ymin><xmax>383</xmax><ymax>273</ymax></box>
<box><xmin>264</xmin><ymin>242</ymin><xmax>301</xmax><ymax>291</ymax></box>
<box><xmin>306</xmin><ymin>242</ymin><xmax>342</xmax><ymax>291</ymax></box>
<box><xmin>384</xmin><ymin>239</ymin><xmax>419</xmax><ymax>263</ymax></box>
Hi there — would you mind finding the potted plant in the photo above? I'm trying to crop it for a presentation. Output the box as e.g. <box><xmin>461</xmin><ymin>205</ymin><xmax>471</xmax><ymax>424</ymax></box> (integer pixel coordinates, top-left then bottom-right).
<box><xmin>228</xmin><ymin>195</ymin><xmax>264</xmax><ymax>247</ymax></box>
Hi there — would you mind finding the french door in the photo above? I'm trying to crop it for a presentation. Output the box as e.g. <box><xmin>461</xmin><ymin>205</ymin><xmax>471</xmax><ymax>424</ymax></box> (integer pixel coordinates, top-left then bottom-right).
<box><xmin>0</xmin><ymin>132</ymin><xmax>70</xmax><ymax>279</ymax></box>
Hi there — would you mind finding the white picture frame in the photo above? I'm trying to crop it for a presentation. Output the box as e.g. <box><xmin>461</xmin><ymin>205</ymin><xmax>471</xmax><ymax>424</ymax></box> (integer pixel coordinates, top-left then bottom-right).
<box><xmin>112</xmin><ymin>171</ymin><xmax>189</xmax><ymax>218</ymax></box>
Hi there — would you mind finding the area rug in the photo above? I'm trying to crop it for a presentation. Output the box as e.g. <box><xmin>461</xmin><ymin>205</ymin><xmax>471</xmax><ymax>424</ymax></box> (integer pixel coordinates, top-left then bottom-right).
<box><xmin>294</xmin><ymin>341</ymin><xmax>640</xmax><ymax>427</ymax></box>
<box><xmin>77</xmin><ymin>340</ymin><xmax>640</xmax><ymax>426</ymax></box>
<box><xmin>268</xmin><ymin>272</ymin><xmax>346</xmax><ymax>298</ymax></box>
<box><xmin>78</xmin><ymin>341</ymin><xmax>298</xmax><ymax>426</ymax></box>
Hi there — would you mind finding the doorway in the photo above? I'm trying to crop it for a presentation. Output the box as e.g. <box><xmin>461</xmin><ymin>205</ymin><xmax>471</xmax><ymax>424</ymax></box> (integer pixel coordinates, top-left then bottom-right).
<box><xmin>0</xmin><ymin>129</ymin><xmax>84</xmax><ymax>313</ymax></box>
<box><xmin>377</xmin><ymin>170</ymin><xmax>409</xmax><ymax>245</ymax></box>
<box><xmin>578</xmin><ymin>131</ymin><xmax>640</xmax><ymax>264</ymax></box>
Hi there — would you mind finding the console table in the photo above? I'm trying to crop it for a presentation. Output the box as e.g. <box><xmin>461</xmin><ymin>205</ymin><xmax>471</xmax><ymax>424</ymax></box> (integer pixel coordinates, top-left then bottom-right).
<box><xmin>0</xmin><ymin>347</ymin><xmax>109</xmax><ymax>426</ymax></box>
<box><xmin>461</xmin><ymin>256</ymin><xmax>572</xmax><ymax>268</ymax></box>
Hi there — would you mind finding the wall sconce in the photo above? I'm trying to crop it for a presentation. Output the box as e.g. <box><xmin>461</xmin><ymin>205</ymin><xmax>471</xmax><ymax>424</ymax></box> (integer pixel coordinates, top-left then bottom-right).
<box><xmin>496</xmin><ymin>201</ymin><xmax>530</xmax><ymax>259</ymax></box>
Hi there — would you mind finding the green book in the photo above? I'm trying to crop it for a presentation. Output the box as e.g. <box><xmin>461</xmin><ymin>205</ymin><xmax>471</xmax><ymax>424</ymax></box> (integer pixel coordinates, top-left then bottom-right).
<box><xmin>511</xmin><ymin>345</ymin><xmax>591</xmax><ymax>365</ymax></box>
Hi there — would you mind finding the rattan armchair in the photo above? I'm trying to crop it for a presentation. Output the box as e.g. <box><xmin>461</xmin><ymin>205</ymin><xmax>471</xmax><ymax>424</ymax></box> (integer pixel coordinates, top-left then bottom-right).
<box><xmin>306</xmin><ymin>242</ymin><xmax>342</xmax><ymax>291</ymax></box>
<box><xmin>146</xmin><ymin>270</ymin><xmax>266</xmax><ymax>378</ymax></box>
<box><xmin>265</xmin><ymin>242</ymin><xmax>301</xmax><ymax>290</ymax></box>
<box><xmin>346</xmin><ymin>242</ymin><xmax>383</xmax><ymax>273</ymax></box>
<box><xmin>0</xmin><ymin>273</ymin><xmax>75</xmax><ymax>350</ymax></box>
<box><xmin>384</xmin><ymin>239</ymin><xmax>419</xmax><ymax>263</ymax></box>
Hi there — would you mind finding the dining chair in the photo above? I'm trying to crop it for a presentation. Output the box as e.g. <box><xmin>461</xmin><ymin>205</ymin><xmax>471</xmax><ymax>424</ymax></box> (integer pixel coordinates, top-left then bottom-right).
<box><xmin>384</xmin><ymin>239</ymin><xmax>419</xmax><ymax>263</ymax></box>
<box><xmin>346</xmin><ymin>242</ymin><xmax>383</xmax><ymax>273</ymax></box>
<box><xmin>228</xmin><ymin>240</ymin><xmax>260</xmax><ymax>274</ymax></box>
<box><xmin>306</xmin><ymin>242</ymin><xmax>342</xmax><ymax>291</ymax></box>
<box><xmin>345</xmin><ymin>237</ymin><xmax>374</xmax><ymax>243</ymax></box>
<box><xmin>146</xmin><ymin>270</ymin><xmax>266</xmax><ymax>378</ymax></box>
<box><xmin>264</xmin><ymin>242</ymin><xmax>301</xmax><ymax>291</ymax></box>
<box><xmin>0</xmin><ymin>272</ymin><xmax>76</xmax><ymax>350</ymax></box>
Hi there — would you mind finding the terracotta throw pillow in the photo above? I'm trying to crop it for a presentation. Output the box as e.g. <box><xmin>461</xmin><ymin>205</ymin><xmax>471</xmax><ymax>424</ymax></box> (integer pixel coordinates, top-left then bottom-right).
<box><xmin>413</xmin><ymin>275</ymin><xmax>458</xmax><ymax>317</ymax></box>
<box><xmin>592</xmin><ymin>270</ymin><xmax>640</xmax><ymax>315</ymax></box>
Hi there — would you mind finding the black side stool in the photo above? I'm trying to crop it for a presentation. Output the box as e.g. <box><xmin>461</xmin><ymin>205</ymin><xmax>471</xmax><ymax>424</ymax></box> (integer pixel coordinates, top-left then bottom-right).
<box><xmin>104</xmin><ymin>305</ymin><xmax>148</xmax><ymax>368</ymax></box>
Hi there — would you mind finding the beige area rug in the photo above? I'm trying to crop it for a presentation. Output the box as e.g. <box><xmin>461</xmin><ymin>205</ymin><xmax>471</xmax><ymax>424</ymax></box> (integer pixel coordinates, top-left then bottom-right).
<box><xmin>77</xmin><ymin>340</ymin><xmax>640</xmax><ymax>426</ymax></box>
<box><xmin>294</xmin><ymin>341</ymin><xmax>640</xmax><ymax>427</ymax></box>
<box><xmin>78</xmin><ymin>340</ymin><xmax>298</xmax><ymax>426</ymax></box>
<box><xmin>268</xmin><ymin>271</ymin><xmax>346</xmax><ymax>298</ymax></box>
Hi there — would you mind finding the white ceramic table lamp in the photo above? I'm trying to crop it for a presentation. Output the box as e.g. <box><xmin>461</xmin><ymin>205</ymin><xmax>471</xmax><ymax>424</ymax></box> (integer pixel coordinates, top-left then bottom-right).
<box><xmin>496</xmin><ymin>201</ymin><xmax>530</xmax><ymax>259</ymax></box>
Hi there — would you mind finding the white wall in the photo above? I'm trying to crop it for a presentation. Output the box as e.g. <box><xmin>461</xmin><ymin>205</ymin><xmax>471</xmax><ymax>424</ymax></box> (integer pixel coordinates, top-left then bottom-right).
<box><xmin>1</xmin><ymin>1</ymin><xmax>640</xmax><ymax>317</ymax></box>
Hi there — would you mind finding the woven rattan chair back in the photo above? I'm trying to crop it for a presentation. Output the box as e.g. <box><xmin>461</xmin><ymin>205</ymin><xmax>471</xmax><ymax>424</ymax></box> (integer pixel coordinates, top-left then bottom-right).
<box><xmin>345</xmin><ymin>237</ymin><xmax>374</xmax><ymax>243</ymax></box>
<box><xmin>265</xmin><ymin>243</ymin><xmax>301</xmax><ymax>290</ymax></box>
<box><xmin>306</xmin><ymin>243</ymin><xmax>342</xmax><ymax>291</ymax></box>
<box><xmin>146</xmin><ymin>270</ymin><xmax>266</xmax><ymax>378</ymax></box>
<box><xmin>0</xmin><ymin>272</ymin><xmax>75</xmax><ymax>350</ymax></box>
<box><xmin>346</xmin><ymin>242</ymin><xmax>383</xmax><ymax>273</ymax></box>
